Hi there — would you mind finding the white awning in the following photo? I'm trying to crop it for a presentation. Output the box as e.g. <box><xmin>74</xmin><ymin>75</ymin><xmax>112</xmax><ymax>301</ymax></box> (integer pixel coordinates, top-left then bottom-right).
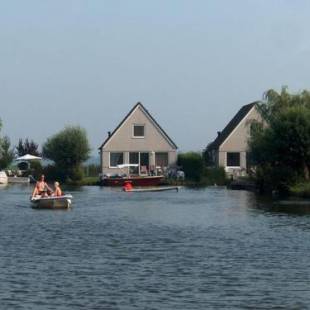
<box><xmin>16</xmin><ymin>154</ymin><xmax>42</xmax><ymax>161</ymax></box>
<box><xmin>117</xmin><ymin>164</ymin><xmax>139</xmax><ymax>168</ymax></box>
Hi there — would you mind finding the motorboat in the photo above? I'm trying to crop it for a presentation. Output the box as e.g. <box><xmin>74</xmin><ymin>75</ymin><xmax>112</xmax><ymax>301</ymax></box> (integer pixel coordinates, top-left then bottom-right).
<box><xmin>0</xmin><ymin>171</ymin><xmax>8</xmax><ymax>185</ymax></box>
<box><xmin>100</xmin><ymin>164</ymin><xmax>164</xmax><ymax>187</ymax></box>
<box><xmin>101</xmin><ymin>175</ymin><xmax>163</xmax><ymax>187</ymax></box>
<box><xmin>31</xmin><ymin>194</ymin><xmax>73</xmax><ymax>209</ymax></box>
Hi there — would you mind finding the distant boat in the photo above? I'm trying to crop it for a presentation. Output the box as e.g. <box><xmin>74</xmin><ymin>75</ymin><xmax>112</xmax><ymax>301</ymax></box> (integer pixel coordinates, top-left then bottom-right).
<box><xmin>0</xmin><ymin>171</ymin><xmax>8</xmax><ymax>185</ymax></box>
<box><xmin>101</xmin><ymin>175</ymin><xmax>163</xmax><ymax>187</ymax></box>
<box><xmin>124</xmin><ymin>186</ymin><xmax>180</xmax><ymax>193</ymax></box>
<box><xmin>31</xmin><ymin>195</ymin><xmax>73</xmax><ymax>209</ymax></box>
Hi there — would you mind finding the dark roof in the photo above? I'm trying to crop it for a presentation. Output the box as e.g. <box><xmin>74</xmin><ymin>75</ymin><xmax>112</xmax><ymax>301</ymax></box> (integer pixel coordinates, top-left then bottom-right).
<box><xmin>207</xmin><ymin>102</ymin><xmax>257</xmax><ymax>151</ymax></box>
<box><xmin>99</xmin><ymin>102</ymin><xmax>178</xmax><ymax>149</ymax></box>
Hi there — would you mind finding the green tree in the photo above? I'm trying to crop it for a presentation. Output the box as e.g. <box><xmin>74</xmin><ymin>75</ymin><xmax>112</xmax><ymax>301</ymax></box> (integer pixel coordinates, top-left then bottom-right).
<box><xmin>177</xmin><ymin>152</ymin><xmax>204</xmax><ymax>181</ymax></box>
<box><xmin>16</xmin><ymin>138</ymin><xmax>41</xmax><ymax>156</ymax></box>
<box><xmin>43</xmin><ymin>126</ymin><xmax>91</xmax><ymax>181</ymax></box>
<box><xmin>0</xmin><ymin>120</ymin><xmax>14</xmax><ymax>169</ymax></box>
<box><xmin>250</xmin><ymin>89</ymin><xmax>310</xmax><ymax>192</ymax></box>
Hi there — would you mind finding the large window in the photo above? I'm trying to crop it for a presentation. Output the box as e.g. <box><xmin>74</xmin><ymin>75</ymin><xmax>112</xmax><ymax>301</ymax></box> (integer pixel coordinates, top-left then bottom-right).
<box><xmin>110</xmin><ymin>152</ymin><xmax>124</xmax><ymax>168</ymax></box>
<box><xmin>155</xmin><ymin>152</ymin><xmax>169</xmax><ymax>167</ymax></box>
<box><xmin>227</xmin><ymin>152</ymin><xmax>240</xmax><ymax>167</ymax></box>
<box><xmin>133</xmin><ymin>125</ymin><xmax>145</xmax><ymax>137</ymax></box>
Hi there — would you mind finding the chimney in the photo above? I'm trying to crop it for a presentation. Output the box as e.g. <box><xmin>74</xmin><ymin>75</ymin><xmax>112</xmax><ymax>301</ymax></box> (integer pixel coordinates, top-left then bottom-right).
<box><xmin>108</xmin><ymin>131</ymin><xmax>111</xmax><ymax>137</ymax></box>
<box><xmin>217</xmin><ymin>131</ymin><xmax>221</xmax><ymax>137</ymax></box>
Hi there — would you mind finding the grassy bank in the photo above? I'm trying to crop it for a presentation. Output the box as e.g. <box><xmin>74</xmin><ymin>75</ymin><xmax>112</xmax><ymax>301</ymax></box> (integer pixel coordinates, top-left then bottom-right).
<box><xmin>289</xmin><ymin>182</ymin><xmax>310</xmax><ymax>198</ymax></box>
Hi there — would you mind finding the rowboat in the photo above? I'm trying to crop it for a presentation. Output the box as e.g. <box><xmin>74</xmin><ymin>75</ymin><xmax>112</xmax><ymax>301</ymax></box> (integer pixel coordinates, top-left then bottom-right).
<box><xmin>124</xmin><ymin>186</ymin><xmax>180</xmax><ymax>193</ymax></box>
<box><xmin>31</xmin><ymin>195</ymin><xmax>73</xmax><ymax>209</ymax></box>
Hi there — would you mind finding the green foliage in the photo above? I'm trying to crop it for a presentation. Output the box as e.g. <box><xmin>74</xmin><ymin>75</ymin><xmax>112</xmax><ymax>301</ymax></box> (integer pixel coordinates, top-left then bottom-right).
<box><xmin>0</xmin><ymin>120</ymin><xmax>14</xmax><ymax>169</ymax></box>
<box><xmin>43</xmin><ymin>126</ymin><xmax>91</xmax><ymax>182</ymax></box>
<box><xmin>250</xmin><ymin>88</ymin><xmax>310</xmax><ymax>193</ymax></box>
<box><xmin>290</xmin><ymin>182</ymin><xmax>310</xmax><ymax>198</ymax></box>
<box><xmin>177</xmin><ymin>152</ymin><xmax>204</xmax><ymax>181</ymax></box>
<box><xmin>28</xmin><ymin>161</ymin><xmax>43</xmax><ymax>179</ymax></box>
<box><xmin>16</xmin><ymin>138</ymin><xmax>41</xmax><ymax>156</ymax></box>
<box><xmin>0</xmin><ymin>136</ymin><xmax>14</xmax><ymax>169</ymax></box>
<box><xmin>202</xmin><ymin>143</ymin><xmax>215</xmax><ymax>166</ymax></box>
<box><xmin>202</xmin><ymin>167</ymin><xmax>227</xmax><ymax>186</ymax></box>
<box><xmin>84</xmin><ymin>164</ymin><xmax>101</xmax><ymax>177</ymax></box>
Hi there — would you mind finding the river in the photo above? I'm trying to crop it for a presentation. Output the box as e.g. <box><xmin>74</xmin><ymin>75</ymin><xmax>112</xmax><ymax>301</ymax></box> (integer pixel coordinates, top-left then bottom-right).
<box><xmin>0</xmin><ymin>185</ymin><xmax>310</xmax><ymax>309</ymax></box>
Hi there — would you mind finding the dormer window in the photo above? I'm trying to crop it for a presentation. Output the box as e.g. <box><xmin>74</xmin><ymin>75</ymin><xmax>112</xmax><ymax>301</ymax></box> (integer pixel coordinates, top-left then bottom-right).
<box><xmin>133</xmin><ymin>124</ymin><xmax>145</xmax><ymax>138</ymax></box>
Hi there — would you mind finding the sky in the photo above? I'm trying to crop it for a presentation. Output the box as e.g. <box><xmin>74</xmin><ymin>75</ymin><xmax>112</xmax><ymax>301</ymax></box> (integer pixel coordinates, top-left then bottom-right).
<box><xmin>1</xmin><ymin>0</ymin><xmax>310</xmax><ymax>154</ymax></box>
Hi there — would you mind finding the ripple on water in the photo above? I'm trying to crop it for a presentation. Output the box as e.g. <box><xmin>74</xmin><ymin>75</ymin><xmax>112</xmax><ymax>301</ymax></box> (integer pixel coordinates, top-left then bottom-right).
<box><xmin>0</xmin><ymin>185</ymin><xmax>310</xmax><ymax>309</ymax></box>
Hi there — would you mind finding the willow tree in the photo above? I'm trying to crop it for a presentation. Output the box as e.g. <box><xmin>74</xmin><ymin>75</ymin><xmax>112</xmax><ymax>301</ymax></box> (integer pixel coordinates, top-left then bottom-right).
<box><xmin>250</xmin><ymin>88</ymin><xmax>310</xmax><ymax>192</ymax></box>
<box><xmin>43</xmin><ymin>126</ymin><xmax>91</xmax><ymax>181</ymax></box>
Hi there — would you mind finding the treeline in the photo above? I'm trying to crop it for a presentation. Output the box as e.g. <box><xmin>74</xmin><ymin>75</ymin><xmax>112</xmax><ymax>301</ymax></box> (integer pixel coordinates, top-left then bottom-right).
<box><xmin>0</xmin><ymin>123</ymin><xmax>91</xmax><ymax>183</ymax></box>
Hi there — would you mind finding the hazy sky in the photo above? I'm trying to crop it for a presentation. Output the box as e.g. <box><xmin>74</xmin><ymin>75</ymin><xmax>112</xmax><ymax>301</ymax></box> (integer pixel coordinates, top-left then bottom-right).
<box><xmin>1</xmin><ymin>1</ymin><xmax>310</xmax><ymax>154</ymax></box>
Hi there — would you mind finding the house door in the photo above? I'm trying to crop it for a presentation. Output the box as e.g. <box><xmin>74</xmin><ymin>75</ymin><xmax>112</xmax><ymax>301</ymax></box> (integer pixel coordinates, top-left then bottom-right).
<box><xmin>140</xmin><ymin>153</ymin><xmax>149</xmax><ymax>175</ymax></box>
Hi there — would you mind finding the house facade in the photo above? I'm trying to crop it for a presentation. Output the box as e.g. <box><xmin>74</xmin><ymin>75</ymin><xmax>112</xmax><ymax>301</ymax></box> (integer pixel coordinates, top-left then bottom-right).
<box><xmin>99</xmin><ymin>102</ymin><xmax>178</xmax><ymax>176</ymax></box>
<box><xmin>206</xmin><ymin>102</ymin><xmax>263</xmax><ymax>176</ymax></box>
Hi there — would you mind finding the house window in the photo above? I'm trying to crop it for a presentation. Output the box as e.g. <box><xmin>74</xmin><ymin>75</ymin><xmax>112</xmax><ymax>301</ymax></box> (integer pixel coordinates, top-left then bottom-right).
<box><xmin>129</xmin><ymin>152</ymin><xmax>139</xmax><ymax>175</ymax></box>
<box><xmin>227</xmin><ymin>152</ymin><xmax>240</xmax><ymax>167</ymax></box>
<box><xmin>155</xmin><ymin>152</ymin><xmax>169</xmax><ymax>167</ymax></box>
<box><xmin>133</xmin><ymin>125</ymin><xmax>145</xmax><ymax>137</ymax></box>
<box><xmin>110</xmin><ymin>152</ymin><xmax>124</xmax><ymax>168</ymax></box>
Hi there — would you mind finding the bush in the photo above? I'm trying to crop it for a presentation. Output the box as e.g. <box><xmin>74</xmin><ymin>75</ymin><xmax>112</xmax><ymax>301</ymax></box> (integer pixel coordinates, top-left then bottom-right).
<box><xmin>43</xmin><ymin>126</ymin><xmax>91</xmax><ymax>182</ymax></box>
<box><xmin>202</xmin><ymin>167</ymin><xmax>227</xmax><ymax>186</ymax></box>
<box><xmin>177</xmin><ymin>152</ymin><xmax>204</xmax><ymax>181</ymax></box>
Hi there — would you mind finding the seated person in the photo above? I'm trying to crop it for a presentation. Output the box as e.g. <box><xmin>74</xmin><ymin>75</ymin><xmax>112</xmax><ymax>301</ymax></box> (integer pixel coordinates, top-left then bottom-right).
<box><xmin>32</xmin><ymin>175</ymin><xmax>52</xmax><ymax>198</ymax></box>
<box><xmin>53</xmin><ymin>182</ymin><xmax>63</xmax><ymax>197</ymax></box>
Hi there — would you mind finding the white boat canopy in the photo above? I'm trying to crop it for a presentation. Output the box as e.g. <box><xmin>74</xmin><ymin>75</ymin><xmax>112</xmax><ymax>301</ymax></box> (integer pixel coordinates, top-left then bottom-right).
<box><xmin>117</xmin><ymin>164</ymin><xmax>139</xmax><ymax>169</ymax></box>
<box><xmin>16</xmin><ymin>154</ymin><xmax>42</xmax><ymax>161</ymax></box>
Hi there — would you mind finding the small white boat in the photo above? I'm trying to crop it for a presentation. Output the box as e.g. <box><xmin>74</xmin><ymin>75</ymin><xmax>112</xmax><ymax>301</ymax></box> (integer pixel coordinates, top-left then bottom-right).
<box><xmin>124</xmin><ymin>186</ymin><xmax>180</xmax><ymax>193</ymax></box>
<box><xmin>0</xmin><ymin>171</ymin><xmax>8</xmax><ymax>185</ymax></box>
<box><xmin>31</xmin><ymin>195</ymin><xmax>73</xmax><ymax>209</ymax></box>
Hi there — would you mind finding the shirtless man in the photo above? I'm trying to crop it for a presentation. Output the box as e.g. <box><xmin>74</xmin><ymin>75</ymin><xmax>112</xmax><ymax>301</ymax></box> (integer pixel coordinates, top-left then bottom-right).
<box><xmin>32</xmin><ymin>175</ymin><xmax>52</xmax><ymax>198</ymax></box>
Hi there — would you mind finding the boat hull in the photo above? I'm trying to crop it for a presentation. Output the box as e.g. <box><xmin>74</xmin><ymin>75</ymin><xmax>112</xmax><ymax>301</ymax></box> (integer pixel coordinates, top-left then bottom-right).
<box><xmin>101</xmin><ymin>176</ymin><xmax>163</xmax><ymax>187</ymax></box>
<box><xmin>31</xmin><ymin>195</ymin><xmax>73</xmax><ymax>209</ymax></box>
<box><xmin>124</xmin><ymin>186</ymin><xmax>180</xmax><ymax>193</ymax></box>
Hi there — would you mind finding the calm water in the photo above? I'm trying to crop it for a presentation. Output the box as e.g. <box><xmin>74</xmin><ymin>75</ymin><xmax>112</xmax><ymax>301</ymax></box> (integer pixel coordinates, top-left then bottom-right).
<box><xmin>0</xmin><ymin>185</ymin><xmax>310</xmax><ymax>309</ymax></box>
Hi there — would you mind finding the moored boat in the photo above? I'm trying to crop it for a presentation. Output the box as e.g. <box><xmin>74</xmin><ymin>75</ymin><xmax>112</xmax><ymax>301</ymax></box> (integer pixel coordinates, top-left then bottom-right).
<box><xmin>100</xmin><ymin>175</ymin><xmax>163</xmax><ymax>187</ymax></box>
<box><xmin>31</xmin><ymin>194</ymin><xmax>73</xmax><ymax>209</ymax></box>
<box><xmin>0</xmin><ymin>171</ymin><xmax>8</xmax><ymax>185</ymax></box>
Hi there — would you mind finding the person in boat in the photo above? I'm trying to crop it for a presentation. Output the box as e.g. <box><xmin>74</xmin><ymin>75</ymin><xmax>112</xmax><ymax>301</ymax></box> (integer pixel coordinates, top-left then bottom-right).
<box><xmin>52</xmin><ymin>181</ymin><xmax>63</xmax><ymax>197</ymax></box>
<box><xmin>32</xmin><ymin>175</ymin><xmax>52</xmax><ymax>198</ymax></box>
<box><xmin>123</xmin><ymin>180</ymin><xmax>133</xmax><ymax>192</ymax></box>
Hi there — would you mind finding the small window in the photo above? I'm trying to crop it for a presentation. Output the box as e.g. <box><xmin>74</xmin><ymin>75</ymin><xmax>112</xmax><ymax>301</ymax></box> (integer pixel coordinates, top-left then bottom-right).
<box><xmin>110</xmin><ymin>152</ymin><xmax>124</xmax><ymax>167</ymax></box>
<box><xmin>227</xmin><ymin>152</ymin><xmax>240</xmax><ymax>167</ymax></box>
<box><xmin>133</xmin><ymin>125</ymin><xmax>145</xmax><ymax>137</ymax></box>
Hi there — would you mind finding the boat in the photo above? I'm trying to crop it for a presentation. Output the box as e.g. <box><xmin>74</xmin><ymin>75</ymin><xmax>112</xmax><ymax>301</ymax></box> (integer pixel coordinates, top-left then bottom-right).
<box><xmin>100</xmin><ymin>164</ymin><xmax>164</xmax><ymax>186</ymax></box>
<box><xmin>0</xmin><ymin>171</ymin><xmax>8</xmax><ymax>185</ymax></box>
<box><xmin>124</xmin><ymin>186</ymin><xmax>180</xmax><ymax>193</ymax></box>
<box><xmin>31</xmin><ymin>194</ymin><xmax>73</xmax><ymax>209</ymax></box>
<box><xmin>101</xmin><ymin>175</ymin><xmax>163</xmax><ymax>187</ymax></box>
